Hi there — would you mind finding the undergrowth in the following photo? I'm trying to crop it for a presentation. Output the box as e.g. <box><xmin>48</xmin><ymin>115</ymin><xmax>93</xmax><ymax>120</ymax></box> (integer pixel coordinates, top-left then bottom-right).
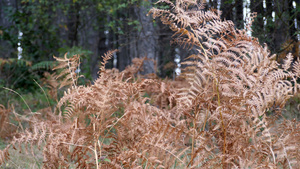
<box><xmin>1</xmin><ymin>0</ymin><xmax>300</xmax><ymax>168</ymax></box>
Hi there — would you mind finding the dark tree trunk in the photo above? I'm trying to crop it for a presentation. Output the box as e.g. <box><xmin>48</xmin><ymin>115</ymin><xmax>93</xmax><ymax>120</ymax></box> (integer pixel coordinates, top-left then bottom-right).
<box><xmin>288</xmin><ymin>0</ymin><xmax>299</xmax><ymax>58</ymax></box>
<box><xmin>117</xmin><ymin>7</ymin><xmax>131</xmax><ymax>71</ymax></box>
<box><xmin>117</xmin><ymin>1</ymin><xmax>158</xmax><ymax>74</ymax></box>
<box><xmin>89</xmin><ymin>28</ymin><xmax>106</xmax><ymax>80</ymax></box>
<box><xmin>157</xmin><ymin>22</ymin><xmax>175</xmax><ymax>78</ymax></box>
<box><xmin>289</xmin><ymin>0</ymin><xmax>298</xmax><ymax>41</ymax></box>
<box><xmin>265</xmin><ymin>0</ymin><xmax>276</xmax><ymax>52</ymax></box>
<box><xmin>297</xmin><ymin>0</ymin><xmax>300</xmax><ymax>55</ymax></box>
<box><xmin>67</xmin><ymin>1</ymin><xmax>80</xmax><ymax>47</ymax></box>
<box><xmin>235</xmin><ymin>0</ymin><xmax>244</xmax><ymax>29</ymax></box>
<box><xmin>134</xmin><ymin>0</ymin><xmax>157</xmax><ymax>75</ymax></box>
<box><xmin>221</xmin><ymin>0</ymin><xmax>233</xmax><ymax>21</ymax></box>
<box><xmin>297</xmin><ymin>0</ymin><xmax>300</xmax><ymax>33</ymax></box>
<box><xmin>208</xmin><ymin>0</ymin><xmax>218</xmax><ymax>9</ymax></box>
<box><xmin>274</xmin><ymin>0</ymin><xmax>290</xmax><ymax>54</ymax></box>
<box><xmin>250</xmin><ymin>0</ymin><xmax>264</xmax><ymax>42</ymax></box>
<box><xmin>107</xmin><ymin>15</ymin><xmax>116</xmax><ymax>69</ymax></box>
<box><xmin>0</xmin><ymin>0</ymin><xmax>16</xmax><ymax>59</ymax></box>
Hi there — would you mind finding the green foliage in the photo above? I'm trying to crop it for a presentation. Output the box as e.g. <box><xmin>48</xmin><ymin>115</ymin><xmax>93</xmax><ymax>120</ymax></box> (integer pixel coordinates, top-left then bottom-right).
<box><xmin>0</xmin><ymin>58</ymin><xmax>37</xmax><ymax>91</ymax></box>
<box><xmin>0</xmin><ymin>0</ymin><xmax>144</xmax><ymax>94</ymax></box>
<box><xmin>58</xmin><ymin>46</ymin><xmax>93</xmax><ymax>59</ymax></box>
<box><xmin>31</xmin><ymin>61</ymin><xmax>57</xmax><ymax>71</ymax></box>
<box><xmin>4</xmin><ymin>2</ymin><xmax>60</xmax><ymax>62</ymax></box>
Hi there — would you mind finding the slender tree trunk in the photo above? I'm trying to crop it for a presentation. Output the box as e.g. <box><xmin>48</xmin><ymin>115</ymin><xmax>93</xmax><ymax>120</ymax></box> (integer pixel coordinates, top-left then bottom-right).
<box><xmin>288</xmin><ymin>0</ymin><xmax>299</xmax><ymax>58</ymax></box>
<box><xmin>134</xmin><ymin>0</ymin><xmax>158</xmax><ymax>74</ymax></box>
<box><xmin>265</xmin><ymin>0</ymin><xmax>276</xmax><ymax>52</ymax></box>
<box><xmin>89</xmin><ymin>28</ymin><xmax>105</xmax><ymax>80</ymax></box>
<box><xmin>67</xmin><ymin>0</ymin><xmax>80</xmax><ymax>47</ymax></box>
<box><xmin>117</xmin><ymin>8</ymin><xmax>130</xmax><ymax>71</ymax></box>
<box><xmin>250</xmin><ymin>0</ymin><xmax>264</xmax><ymax>42</ymax></box>
<box><xmin>297</xmin><ymin>0</ymin><xmax>300</xmax><ymax>33</ymax></box>
<box><xmin>289</xmin><ymin>0</ymin><xmax>298</xmax><ymax>41</ymax></box>
<box><xmin>117</xmin><ymin>4</ymin><xmax>134</xmax><ymax>71</ymax></box>
<box><xmin>274</xmin><ymin>0</ymin><xmax>290</xmax><ymax>53</ymax></box>
<box><xmin>208</xmin><ymin>0</ymin><xmax>218</xmax><ymax>9</ymax></box>
<box><xmin>220</xmin><ymin>0</ymin><xmax>233</xmax><ymax>20</ymax></box>
<box><xmin>157</xmin><ymin>22</ymin><xmax>175</xmax><ymax>77</ymax></box>
<box><xmin>0</xmin><ymin>0</ymin><xmax>15</xmax><ymax>58</ymax></box>
<box><xmin>235</xmin><ymin>0</ymin><xmax>244</xmax><ymax>29</ymax></box>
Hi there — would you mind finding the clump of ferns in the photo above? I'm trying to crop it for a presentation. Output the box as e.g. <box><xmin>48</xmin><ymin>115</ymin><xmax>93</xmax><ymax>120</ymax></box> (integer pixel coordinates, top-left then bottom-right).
<box><xmin>150</xmin><ymin>0</ymin><xmax>300</xmax><ymax>168</ymax></box>
<box><xmin>1</xmin><ymin>0</ymin><xmax>300</xmax><ymax>168</ymax></box>
<box><xmin>27</xmin><ymin>50</ymin><xmax>187</xmax><ymax>168</ymax></box>
<box><xmin>54</xmin><ymin>51</ymin><xmax>190</xmax><ymax>168</ymax></box>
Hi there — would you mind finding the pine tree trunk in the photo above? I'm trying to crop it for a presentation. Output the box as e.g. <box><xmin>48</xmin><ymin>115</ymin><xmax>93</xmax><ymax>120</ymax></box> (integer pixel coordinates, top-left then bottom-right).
<box><xmin>134</xmin><ymin>0</ymin><xmax>157</xmax><ymax>74</ymax></box>
<box><xmin>221</xmin><ymin>0</ymin><xmax>233</xmax><ymax>20</ymax></box>
<box><xmin>208</xmin><ymin>0</ymin><xmax>218</xmax><ymax>9</ymax></box>
<box><xmin>235</xmin><ymin>0</ymin><xmax>244</xmax><ymax>29</ymax></box>
<box><xmin>289</xmin><ymin>0</ymin><xmax>298</xmax><ymax>41</ymax></box>
<box><xmin>67</xmin><ymin>0</ymin><xmax>80</xmax><ymax>47</ymax></box>
<box><xmin>250</xmin><ymin>0</ymin><xmax>264</xmax><ymax>42</ymax></box>
<box><xmin>274</xmin><ymin>0</ymin><xmax>290</xmax><ymax>57</ymax></box>
<box><xmin>265</xmin><ymin>0</ymin><xmax>276</xmax><ymax>52</ymax></box>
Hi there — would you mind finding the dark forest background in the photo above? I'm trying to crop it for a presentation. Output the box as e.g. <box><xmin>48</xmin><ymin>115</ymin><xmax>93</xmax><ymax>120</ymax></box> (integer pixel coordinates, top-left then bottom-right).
<box><xmin>0</xmin><ymin>0</ymin><xmax>300</xmax><ymax>95</ymax></box>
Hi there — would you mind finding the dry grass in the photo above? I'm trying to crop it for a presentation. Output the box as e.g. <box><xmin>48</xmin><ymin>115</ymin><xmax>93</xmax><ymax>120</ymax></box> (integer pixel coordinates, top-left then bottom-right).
<box><xmin>1</xmin><ymin>144</ymin><xmax>43</xmax><ymax>169</ymax></box>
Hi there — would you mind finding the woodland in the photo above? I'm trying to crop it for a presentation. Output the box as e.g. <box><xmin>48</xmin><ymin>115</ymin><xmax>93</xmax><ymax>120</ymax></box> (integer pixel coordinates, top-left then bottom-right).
<box><xmin>0</xmin><ymin>0</ymin><xmax>300</xmax><ymax>168</ymax></box>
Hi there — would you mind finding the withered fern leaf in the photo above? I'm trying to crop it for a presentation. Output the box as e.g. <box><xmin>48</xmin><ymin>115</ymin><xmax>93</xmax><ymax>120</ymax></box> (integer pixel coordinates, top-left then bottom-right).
<box><xmin>1</xmin><ymin>0</ymin><xmax>300</xmax><ymax>168</ymax></box>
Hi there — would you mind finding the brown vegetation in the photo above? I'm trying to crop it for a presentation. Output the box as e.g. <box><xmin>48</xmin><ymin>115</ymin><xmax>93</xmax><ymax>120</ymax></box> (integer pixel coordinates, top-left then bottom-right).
<box><xmin>1</xmin><ymin>0</ymin><xmax>300</xmax><ymax>168</ymax></box>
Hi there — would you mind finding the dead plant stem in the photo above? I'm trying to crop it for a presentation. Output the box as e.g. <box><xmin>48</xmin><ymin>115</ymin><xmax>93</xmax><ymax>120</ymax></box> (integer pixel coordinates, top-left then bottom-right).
<box><xmin>93</xmin><ymin>123</ymin><xmax>99</xmax><ymax>169</ymax></box>
<box><xmin>215</xmin><ymin>78</ymin><xmax>226</xmax><ymax>169</ymax></box>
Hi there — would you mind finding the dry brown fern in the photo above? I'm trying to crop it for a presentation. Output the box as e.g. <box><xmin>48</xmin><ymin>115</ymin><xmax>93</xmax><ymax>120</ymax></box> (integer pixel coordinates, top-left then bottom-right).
<box><xmin>1</xmin><ymin>0</ymin><xmax>300</xmax><ymax>168</ymax></box>
<box><xmin>42</xmin><ymin>72</ymin><xmax>59</xmax><ymax>101</ymax></box>
<box><xmin>0</xmin><ymin>145</ymin><xmax>10</xmax><ymax>166</ymax></box>
<box><xmin>0</xmin><ymin>105</ymin><xmax>8</xmax><ymax>136</ymax></box>
<box><xmin>53</xmin><ymin>53</ymin><xmax>81</xmax><ymax>89</ymax></box>
<box><xmin>0</xmin><ymin>105</ymin><xmax>10</xmax><ymax>166</ymax></box>
<box><xmin>149</xmin><ymin>0</ymin><xmax>300</xmax><ymax>168</ymax></box>
<box><xmin>0</xmin><ymin>49</ymin><xmax>189</xmax><ymax>168</ymax></box>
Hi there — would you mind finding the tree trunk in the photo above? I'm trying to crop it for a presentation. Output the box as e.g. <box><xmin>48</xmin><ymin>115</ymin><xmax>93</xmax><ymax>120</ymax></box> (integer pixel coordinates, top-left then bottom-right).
<box><xmin>157</xmin><ymin>21</ymin><xmax>175</xmax><ymax>77</ymax></box>
<box><xmin>208</xmin><ymin>0</ymin><xmax>218</xmax><ymax>9</ymax></box>
<box><xmin>220</xmin><ymin>0</ymin><xmax>233</xmax><ymax>21</ymax></box>
<box><xmin>289</xmin><ymin>0</ymin><xmax>298</xmax><ymax>41</ymax></box>
<box><xmin>0</xmin><ymin>0</ymin><xmax>16</xmax><ymax>59</ymax></box>
<box><xmin>67</xmin><ymin>0</ymin><xmax>80</xmax><ymax>47</ymax></box>
<box><xmin>250</xmin><ymin>0</ymin><xmax>264</xmax><ymax>42</ymax></box>
<box><xmin>297</xmin><ymin>0</ymin><xmax>300</xmax><ymax>34</ymax></box>
<box><xmin>134</xmin><ymin>0</ymin><xmax>158</xmax><ymax>75</ymax></box>
<box><xmin>235</xmin><ymin>0</ymin><xmax>244</xmax><ymax>29</ymax></box>
<box><xmin>117</xmin><ymin>8</ymin><xmax>131</xmax><ymax>71</ymax></box>
<box><xmin>288</xmin><ymin>0</ymin><xmax>299</xmax><ymax>58</ymax></box>
<box><xmin>265</xmin><ymin>0</ymin><xmax>276</xmax><ymax>52</ymax></box>
<box><xmin>274</xmin><ymin>0</ymin><xmax>290</xmax><ymax>60</ymax></box>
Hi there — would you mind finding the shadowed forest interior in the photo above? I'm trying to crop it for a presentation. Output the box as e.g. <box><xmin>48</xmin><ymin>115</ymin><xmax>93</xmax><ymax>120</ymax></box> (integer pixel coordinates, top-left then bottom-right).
<box><xmin>0</xmin><ymin>0</ymin><xmax>300</xmax><ymax>168</ymax></box>
<box><xmin>1</xmin><ymin>0</ymin><xmax>300</xmax><ymax>81</ymax></box>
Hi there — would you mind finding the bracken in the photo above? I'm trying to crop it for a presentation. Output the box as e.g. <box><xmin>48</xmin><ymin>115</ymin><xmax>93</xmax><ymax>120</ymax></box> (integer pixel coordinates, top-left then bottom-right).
<box><xmin>1</xmin><ymin>0</ymin><xmax>300</xmax><ymax>168</ymax></box>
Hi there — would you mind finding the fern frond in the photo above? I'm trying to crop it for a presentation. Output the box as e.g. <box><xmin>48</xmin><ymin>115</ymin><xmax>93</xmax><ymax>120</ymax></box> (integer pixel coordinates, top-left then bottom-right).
<box><xmin>282</xmin><ymin>53</ymin><xmax>293</xmax><ymax>71</ymax></box>
<box><xmin>99</xmin><ymin>49</ymin><xmax>118</xmax><ymax>75</ymax></box>
<box><xmin>53</xmin><ymin>53</ymin><xmax>81</xmax><ymax>89</ymax></box>
<box><xmin>0</xmin><ymin>145</ymin><xmax>10</xmax><ymax>166</ymax></box>
<box><xmin>31</xmin><ymin>61</ymin><xmax>57</xmax><ymax>71</ymax></box>
<box><xmin>0</xmin><ymin>58</ymin><xmax>32</xmax><ymax>70</ymax></box>
<box><xmin>292</xmin><ymin>57</ymin><xmax>300</xmax><ymax>76</ymax></box>
<box><xmin>42</xmin><ymin>72</ymin><xmax>59</xmax><ymax>101</ymax></box>
<box><xmin>0</xmin><ymin>105</ymin><xmax>8</xmax><ymax>134</ymax></box>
